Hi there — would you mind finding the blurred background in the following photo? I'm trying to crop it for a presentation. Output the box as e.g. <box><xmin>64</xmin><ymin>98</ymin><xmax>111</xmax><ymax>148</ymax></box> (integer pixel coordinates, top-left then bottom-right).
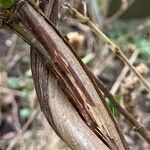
<box><xmin>0</xmin><ymin>0</ymin><xmax>150</xmax><ymax>149</ymax></box>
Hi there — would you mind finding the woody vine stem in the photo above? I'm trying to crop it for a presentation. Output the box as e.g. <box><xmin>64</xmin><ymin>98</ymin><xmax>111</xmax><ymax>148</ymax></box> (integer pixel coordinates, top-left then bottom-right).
<box><xmin>0</xmin><ymin>0</ymin><xmax>150</xmax><ymax>147</ymax></box>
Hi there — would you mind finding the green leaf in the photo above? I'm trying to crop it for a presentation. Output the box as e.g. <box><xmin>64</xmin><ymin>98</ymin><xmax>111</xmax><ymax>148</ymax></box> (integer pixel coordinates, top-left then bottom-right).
<box><xmin>81</xmin><ymin>53</ymin><xmax>95</xmax><ymax>64</ymax></box>
<box><xmin>105</xmin><ymin>94</ymin><xmax>123</xmax><ymax>117</ymax></box>
<box><xmin>0</xmin><ymin>0</ymin><xmax>14</xmax><ymax>9</ymax></box>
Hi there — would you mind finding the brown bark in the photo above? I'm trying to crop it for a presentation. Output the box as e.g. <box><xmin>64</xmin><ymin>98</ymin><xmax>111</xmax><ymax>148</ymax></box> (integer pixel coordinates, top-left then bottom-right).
<box><xmin>30</xmin><ymin>0</ymin><xmax>109</xmax><ymax>149</ymax></box>
<box><xmin>2</xmin><ymin>1</ymin><xmax>131</xmax><ymax>149</ymax></box>
<box><xmin>31</xmin><ymin>50</ymin><xmax>109</xmax><ymax>150</ymax></box>
<box><xmin>10</xmin><ymin>0</ymin><xmax>129</xmax><ymax>149</ymax></box>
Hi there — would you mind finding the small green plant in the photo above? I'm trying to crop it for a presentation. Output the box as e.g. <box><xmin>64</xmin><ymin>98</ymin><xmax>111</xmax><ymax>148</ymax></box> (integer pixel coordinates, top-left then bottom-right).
<box><xmin>0</xmin><ymin>0</ymin><xmax>14</xmax><ymax>9</ymax></box>
<box><xmin>105</xmin><ymin>93</ymin><xmax>123</xmax><ymax>116</ymax></box>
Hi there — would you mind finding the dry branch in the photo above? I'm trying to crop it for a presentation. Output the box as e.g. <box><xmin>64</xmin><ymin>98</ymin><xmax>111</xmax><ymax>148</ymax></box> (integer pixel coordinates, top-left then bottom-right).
<box><xmin>11</xmin><ymin>21</ymin><xmax>109</xmax><ymax>149</ymax></box>
<box><xmin>110</xmin><ymin>50</ymin><xmax>138</xmax><ymax>94</ymax></box>
<box><xmin>11</xmin><ymin>0</ymin><xmax>129</xmax><ymax>149</ymax></box>
<box><xmin>30</xmin><ymin>0</ymin><xmax>108</xmax><ymax>149</ymax></box>
<box><xmin>31</xmin><ymin>50</ymin><xmax>109</xmax><ymax>150</ymax></box>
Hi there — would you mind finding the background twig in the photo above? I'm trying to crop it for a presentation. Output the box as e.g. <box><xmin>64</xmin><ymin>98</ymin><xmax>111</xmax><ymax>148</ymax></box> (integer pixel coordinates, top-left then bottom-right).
<box><xmin>64</xmin><ymin>3</ymin><xmax>150</xmax><ymax>94</ymax></box>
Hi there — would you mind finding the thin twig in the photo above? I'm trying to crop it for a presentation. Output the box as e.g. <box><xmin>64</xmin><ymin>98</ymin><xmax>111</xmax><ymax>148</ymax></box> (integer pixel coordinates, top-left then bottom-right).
<box><xmin>64</xmin><ymin>3</ymin><xmax>150</xmax><ymax>94</ymax></box>
<box><xmin>6</xmin><ymin>54</ymin><xmax>21</xmax><ymax>70</ymax></box>
<box><xmin>6</xmin><ymin>108</ymin><xmax>40</xmax><ymax>150</ymax></box>
<box><xmin>110</xmin><ymin>50</ymin><xmax>138</xmax><ymax>94</ymax></box>
<box><xmin>12</xmin><ymin>100</ymin><xmax>21</xmax><ymax>131</ymax></box>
